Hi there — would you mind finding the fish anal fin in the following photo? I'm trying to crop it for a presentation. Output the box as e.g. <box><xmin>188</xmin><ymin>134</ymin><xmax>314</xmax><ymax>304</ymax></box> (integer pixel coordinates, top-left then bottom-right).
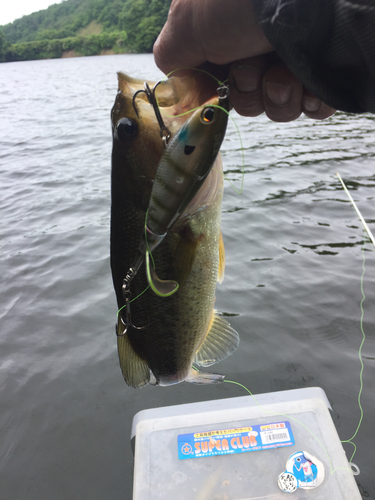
<box><xmin>171</xmin><ymin>227</ymin><xmax>203</xmax><ymax>288</ymax></box>
<box><xmin>116</xmin><ymin>321</ymin><xmax>150</xmax><ymax>388</ymax></box>
<box><xmin>194</xmin><ymin>311</ymin><xmax>239</xmax><ymax>367</ymax></box>
<box><xmin>185</xmin><ymin>368</ymin><xmax>225</xmax><ymax>385</ymax></box>
<box><xmin>218</xmin><ymin>231</ymin><xmax>225</xmax><ymax>284</ymax></box>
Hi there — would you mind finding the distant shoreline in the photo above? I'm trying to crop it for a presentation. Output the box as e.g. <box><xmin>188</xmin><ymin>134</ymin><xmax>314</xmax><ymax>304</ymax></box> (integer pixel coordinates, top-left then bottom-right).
<box><xmin>61</xmin><ymin>48</ymin><xmax>116</xmax><ymax>58</ymax></box>
<box><xmin>0</xmin><ymin>47</ymin><xmax>136</xmax><ymax>63</ymax></box>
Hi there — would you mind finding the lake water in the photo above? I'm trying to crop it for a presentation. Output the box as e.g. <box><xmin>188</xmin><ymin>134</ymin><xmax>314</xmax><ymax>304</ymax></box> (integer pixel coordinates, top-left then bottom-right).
<box><xmin>1</xmin><ymin>53</ymin><xmax>375</xmax><ymax>499</ymax></box>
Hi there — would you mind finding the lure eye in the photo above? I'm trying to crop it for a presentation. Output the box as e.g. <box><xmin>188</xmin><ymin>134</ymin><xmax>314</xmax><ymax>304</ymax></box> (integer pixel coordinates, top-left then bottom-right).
<box><xmin>184</xmin><ymin>145</ymin><xmax>195</xmax><ymax>155</ymax></box>
<box><xmin>115</xmin><ymin>117</ymin><xmax>138</xmax><ymax>142</ymax></box>
<box><xmin>201</xmin><ymin>107</ymin><xmax>215</xmax><ymax>124</ymax></box>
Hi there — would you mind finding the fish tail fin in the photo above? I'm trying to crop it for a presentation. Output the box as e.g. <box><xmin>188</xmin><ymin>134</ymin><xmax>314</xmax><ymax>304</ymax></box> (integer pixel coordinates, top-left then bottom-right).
<box><xmin>194</xmin><ymin>311</ymin><xmax>239</xmax><ymax>367</ymax></box>
<box><xmin>116</xmin><ymin>321</ymin><xmax>150</xmax><ymax>388</ymax></box>
<box><xmin>186</xmin><ymin>368</ymin><xmax>225</xmax><ymax>385</ymax></box>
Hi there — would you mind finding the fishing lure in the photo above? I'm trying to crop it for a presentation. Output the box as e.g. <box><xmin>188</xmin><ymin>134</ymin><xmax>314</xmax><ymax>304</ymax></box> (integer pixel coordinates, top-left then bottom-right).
<box><xmin>118</xmin><ymin>81</ymin><xmax>230</xmax><ymax>335</ymax></box>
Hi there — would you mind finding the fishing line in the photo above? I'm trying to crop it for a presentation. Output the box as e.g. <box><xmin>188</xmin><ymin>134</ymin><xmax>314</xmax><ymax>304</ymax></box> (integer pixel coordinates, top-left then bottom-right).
<box><xmin>340</xmin><ymin>244</ymin><xmax>366</xmax><ymax>463</ymax></box>
<box><xmin>193</xmin><ymin>367</ymin><xmax>339</xmax><ymax>470</ymax></box>
<box><xmin>223</xmin><ymin>378</ymin><xmax>343</xmax><ymax>474</ymax></box>
<box><xmin>335</xmin><ymin>172</ymin><xmax>370</xmax><ymax>464</ymax></box>
<box><xmin>123</xmin><ymin>69</ymin><xmax>247</xmax><ymax>309</ymax></box>
<box><xmin>117</xmin><ymin>205</ymin><xmax>175</xmax><ymax>318</ymax></box>
<box><xmin>336</xmin><ymin>172</ymin><xmax>375</xmax><ymax>248</ymax></box>
<box><xmin>121</xmin><ymin>78</ymin><xmax>367</xmax><ymax>475</ymax></box>
<box><xmin>165</xmin><ymin>67</ymin><xmax>227</xmax><ymax>86</ymax></box>
<box><xmin>117</xmin><ymin>211</ymin><xmax>156</xmax><ymax>317</ymax></box>
<box><xmin>117</xmin><ymin>287</ymin><xmax>150</xmax><ymax>317</ymax></box>
<box><xmin>210</xmin><ymin>174</ymin><xmax>371</xmax><ymax>475</ymax></box>
<box><xmin>200</xmin><ymin>373</ymin><xmax>359</xmax><ymax>476</ymax></box>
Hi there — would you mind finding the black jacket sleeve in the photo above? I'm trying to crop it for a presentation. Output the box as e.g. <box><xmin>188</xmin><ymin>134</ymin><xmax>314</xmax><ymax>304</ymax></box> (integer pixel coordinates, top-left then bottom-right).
<box><xmin>253</xmin><ymin>0</ymin><xmax>375</xmax><ymax>113</ymax></box>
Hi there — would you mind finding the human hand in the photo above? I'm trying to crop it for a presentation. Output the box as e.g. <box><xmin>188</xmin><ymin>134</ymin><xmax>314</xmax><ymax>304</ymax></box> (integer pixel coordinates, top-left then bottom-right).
<box><xmin>154</xmin><ymin>0</ymin><xmax>335</xmax><ymax>122</ymax></box>
<box><xmin>229</xmin><ymin>55</ymin><xmax>335</xmax><ymax>121</ymax></box>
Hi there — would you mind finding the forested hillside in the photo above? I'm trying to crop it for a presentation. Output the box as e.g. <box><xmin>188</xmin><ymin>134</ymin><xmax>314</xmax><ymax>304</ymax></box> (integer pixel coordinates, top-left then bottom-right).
<box><xmin>0</xmin><ymin>0</ymin><xmax>171</xmax><ymax>62</ymax></box>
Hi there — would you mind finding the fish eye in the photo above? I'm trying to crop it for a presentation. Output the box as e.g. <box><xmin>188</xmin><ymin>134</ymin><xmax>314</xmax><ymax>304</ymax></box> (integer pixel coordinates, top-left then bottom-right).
<box><xmin>115</xmin><ymin>117</ymin><xmax>138</xmax><ymax>142</ymax></box>
<box><xmin>201</xmin><ymin>107</ymin><xmax>215</xmax><ymax>124</ymax></box>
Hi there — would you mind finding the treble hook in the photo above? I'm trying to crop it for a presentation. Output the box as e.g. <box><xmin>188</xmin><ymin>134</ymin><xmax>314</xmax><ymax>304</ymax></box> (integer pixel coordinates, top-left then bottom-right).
<box><xmin>132</xmin><ymin>81</ymin><xmax>172</xmax><ymax>147</ymax></box>
<box><xmin>116</xmin><ymin>258</ymin><xmax>149</xmax><ymax>337</ymax></box>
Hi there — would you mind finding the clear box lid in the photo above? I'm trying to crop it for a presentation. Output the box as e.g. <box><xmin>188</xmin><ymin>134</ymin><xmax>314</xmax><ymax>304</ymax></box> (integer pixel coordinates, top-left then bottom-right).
<box><xmin>131</xmin><ymin>387</ymin><xmax>360</xmax><ymax>500</ymax></box>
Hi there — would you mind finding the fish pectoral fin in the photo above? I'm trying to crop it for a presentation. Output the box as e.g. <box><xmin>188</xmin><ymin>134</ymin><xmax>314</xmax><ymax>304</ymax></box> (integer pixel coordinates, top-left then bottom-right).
<box><xmin>218</xmin><ymin>231</ymin><xmax>225</xmax><ymax>284</ymax></box>
<box><xmin>185</xmin><ymin>368</ymin><xmax>225</xmax><ymax>385</ymax></box>
<box><xmin>117</xmin><ymin>322</ymin><xmax>150</xmax><ymax>388</ymax></box>
<box><xmin>194</xmin><ymin>311</ymin><xmax>240</xmax><ymax>367</ymax></box>
<box><xmin>171</xmin><ymin>228</ymin><xmax>202</xmax><ymax>288</ymax></box>
<box><xmin>146</xmin><ymin>250</ymin><xmax>179</xmax><ymax>297</ymax></box>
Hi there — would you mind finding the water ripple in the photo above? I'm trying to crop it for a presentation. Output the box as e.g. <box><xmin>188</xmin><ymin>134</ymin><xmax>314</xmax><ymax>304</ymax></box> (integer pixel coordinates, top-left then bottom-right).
<box><xmin>1</xmin><ymin>54</ymin><xmax>375</xmax><ymax>500</ymax></box>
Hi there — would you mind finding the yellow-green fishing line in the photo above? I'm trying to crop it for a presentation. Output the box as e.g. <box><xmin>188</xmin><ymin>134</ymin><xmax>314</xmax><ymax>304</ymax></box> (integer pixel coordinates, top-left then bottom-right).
<box><xmin>166</xmin><ymin>67</ymin><xmax>227</xmax><ymax>86</ymax></box>
<box><xmin>340</xmin><ymin>242</ymin><xmax>366</xmax><ymax>463</ymax></box>
<box><xmin>335</xmin><ymin>173</ymin><xmax>369</xmax><ymax>464</ymax></box>
<box><xmin>223</xmin><ymin>379</ymin><xmax>340</xmax><ymax>474</ymax></box>
<box><xmin>117</xmin><ymin>210</ymin><xmax>158</xmax><ymax>317</ymax></box>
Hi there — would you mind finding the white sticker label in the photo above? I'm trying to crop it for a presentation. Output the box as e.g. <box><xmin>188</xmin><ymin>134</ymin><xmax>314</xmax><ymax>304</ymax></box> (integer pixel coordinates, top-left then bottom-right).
<box><xmin>261</xmin><ymin>429</ymin><xmax>291</xmax><ymax>445</ymax></box>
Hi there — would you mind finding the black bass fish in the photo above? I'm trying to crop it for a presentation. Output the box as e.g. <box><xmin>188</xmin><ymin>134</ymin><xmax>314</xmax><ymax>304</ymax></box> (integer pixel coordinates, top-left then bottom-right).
<box><xmin>110</xmin><ymin>72</ymin><xmax>239</xmax><ymax>388</ymax></box>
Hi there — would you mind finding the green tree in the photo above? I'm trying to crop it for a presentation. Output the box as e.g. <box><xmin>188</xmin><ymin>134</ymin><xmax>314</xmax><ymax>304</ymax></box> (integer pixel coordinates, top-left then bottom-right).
<box><xmin>98</xmin><ymin>0</ymin><xmax>124</xmax><ymax>28</ymax></box>
<box><xmin>115</xmin><ymin>30</ymin><xmax>128</xmax><ymax>49</ymax></box>
<box><xmin>62</xmin><ymin>37</ymin><xmax>76</xmax><ymax>52</ymax></box>
<box><xmin>35</xmin><ymin>29</ymin><xmax>60</xmax><ymax>40</ymax></box>
<box><xmin>118</xmin><ymin>0</ymin><xmax>172</xmax><ymax>52</ymax></box>
<box><xmin>134</xmin><ymin>16</ymin><xmax>160</xmax><ymax>53</ymax></box>
<box><xmin>1</xmin><ymin>0</ymin><xmax>172</xmax><ymax>62</ymax></box>
<box><xmin>0</xmin><ymin>28</ymin><xmax>4</xmax><ymax>62</ymax></box>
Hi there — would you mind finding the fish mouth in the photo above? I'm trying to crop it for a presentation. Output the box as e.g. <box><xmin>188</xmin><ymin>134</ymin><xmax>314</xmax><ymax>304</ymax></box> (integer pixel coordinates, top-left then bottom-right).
<box><xmin>115</xmin><ymin>71</ymin><xmax>222</xmax><ymax>136</ymax></box>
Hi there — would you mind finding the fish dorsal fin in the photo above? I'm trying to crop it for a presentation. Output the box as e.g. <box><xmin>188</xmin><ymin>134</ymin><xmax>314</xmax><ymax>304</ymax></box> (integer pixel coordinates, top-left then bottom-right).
<box><xmin>194</xmin><ymin>311</ymin><xmax>239</xmax><ymax>367</ymax></box>
<box><xmin>117</xmin><ymin>72</ymin><xmax>156</xmax><ymax>96</ymax></box>
<box><xmin>117</xmin><ymin>321</ymin><xmax>150</xmax><ymax>388</ymax></box>
<box><xmin>218</xmin><ymin>231</ymin><xmax>225</xmax><ymax>284</ymax></box>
